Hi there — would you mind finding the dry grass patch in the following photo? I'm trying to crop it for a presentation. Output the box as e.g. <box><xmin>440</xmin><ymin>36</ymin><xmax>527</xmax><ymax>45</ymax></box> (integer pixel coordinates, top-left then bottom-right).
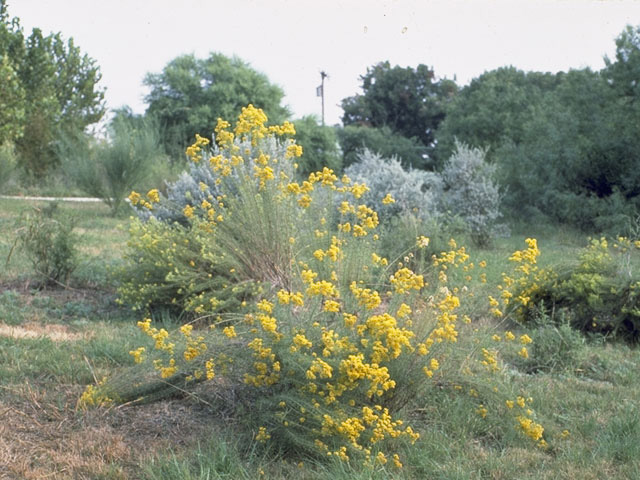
<box><xmin>0</xmin><ymin>323</ymin><xmax>88</xmax><ymax>342</ymax></box>
<box><xmin>0</xmin><ymin>383</ymin><xmax>218</xmax><ymax>479</ymax></box>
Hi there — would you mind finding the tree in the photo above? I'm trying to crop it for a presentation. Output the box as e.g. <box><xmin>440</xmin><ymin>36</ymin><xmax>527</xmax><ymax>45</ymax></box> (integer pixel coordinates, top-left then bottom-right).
<box><xmin>292</xmin><ymin>115</ymin><xmax>341</xmax><ymax>175</ymax></box>
<box><xmin>604</xmin><ymin>25</ymin><xmax>640</xmax><ymax>101</ymax></box>
<box><xmin>337</xmin><ymin>125</ymin><xmax>427</xmax><ymax>170</ymax></box>
<box><xmin>0</xmin><ymin>53</ymin><xmax>24</xmax><ymax>144</ymax></box>
<box><xmin>0</xmin><ymin>3</ymin><xmax>105</xmax><ymax>177</ymax></box>
<box><xmin>144</xmin><ymin>53</ymin><xmax>290</xmax><ymax>158</ymax></box>
<box><xmin>341</xmin><ymin>61</ymin><xmax>457</xmax><ymax>161</ymax></box>
<box><xmin>496</xmin><ymin>67</ymin><xmax>640</xmax><ymax>231</ymax></box>
<box><xmin>0</xmin><ymin>1</ymin><xmax>25</xmax><ymax>145</ymax></box>
<box><xmin>434</xmin><ymin>67</ymin><xmax>560</xmax><ymax>164</ymax></box>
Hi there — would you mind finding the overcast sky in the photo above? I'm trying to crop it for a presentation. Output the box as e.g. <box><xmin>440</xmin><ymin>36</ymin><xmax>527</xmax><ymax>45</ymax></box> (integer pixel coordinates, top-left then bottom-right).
<box><xmin>9</xmin><ymin>0</ymin><xmax>640</xmax><ymax>127</ymax></box>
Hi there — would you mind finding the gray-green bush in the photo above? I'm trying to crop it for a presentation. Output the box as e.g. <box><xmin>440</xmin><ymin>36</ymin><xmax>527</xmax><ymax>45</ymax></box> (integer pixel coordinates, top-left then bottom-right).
<box><xmin>441</xmin><ymin>141</ymin><xmax>507</xmax><ymax>246</ymax></box>
<box><xmin>344</xmin><ymin>148</ymin><xmax>442</xmax><ymax>224</ymax></box>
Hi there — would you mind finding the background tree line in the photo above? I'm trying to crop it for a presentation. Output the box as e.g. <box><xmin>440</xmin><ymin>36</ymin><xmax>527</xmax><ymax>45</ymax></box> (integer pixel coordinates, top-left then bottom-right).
<box><xmin>2</xmin><ymin>0</ymin><xmax>639</xmax><ymax>233</ymax></box>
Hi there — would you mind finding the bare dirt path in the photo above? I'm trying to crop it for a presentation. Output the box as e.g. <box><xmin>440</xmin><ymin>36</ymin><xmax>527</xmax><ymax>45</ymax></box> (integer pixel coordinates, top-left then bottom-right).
<box><xmin>0</xmin><ymin>195</ymin><xmax>103</xmax><ymax>203</ymax></box>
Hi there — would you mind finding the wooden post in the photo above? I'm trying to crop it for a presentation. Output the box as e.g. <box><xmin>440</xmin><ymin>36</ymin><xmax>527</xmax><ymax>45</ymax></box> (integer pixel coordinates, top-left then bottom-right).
<box><xmin>319</xmin><ymin>71</ymin><xmax>328</xmax><ymax>125</ymax></box>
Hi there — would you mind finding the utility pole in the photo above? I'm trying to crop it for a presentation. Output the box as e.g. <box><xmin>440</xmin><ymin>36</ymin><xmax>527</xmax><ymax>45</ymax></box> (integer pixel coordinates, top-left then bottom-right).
<box><xmin>317</xmin><ymin>71</ymin><xmax>328</xmax><ymax>125</ymax></box>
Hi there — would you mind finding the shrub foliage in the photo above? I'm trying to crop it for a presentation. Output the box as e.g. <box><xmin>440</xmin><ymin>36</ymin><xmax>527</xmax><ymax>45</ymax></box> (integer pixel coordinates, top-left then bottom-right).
<box><xmin>89</xmin><ymin>106</ymin><xmax>552</xmax><ymax>470</ymax></box>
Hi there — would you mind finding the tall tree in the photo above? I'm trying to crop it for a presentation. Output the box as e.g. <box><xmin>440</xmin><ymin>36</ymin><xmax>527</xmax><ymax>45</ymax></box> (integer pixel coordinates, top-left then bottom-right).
<box><xmin>0</xmin><ymin>0</ymin><xmax>25</xmax><ymax>145</ymax></box>
<box><xmin>0</xmin><ymin>2</ymin><xmax>105</xmax><ymax>177</ymax></box>
<box><xmin>341</xmin><ymin>61</ymin><xmax>457</xmax><ymax>163</ymax></box>
<box><xmin>0</xmin><ymin>53</ymin><xmax>25</xmax><ymax>144</ymax></box>
<box><xmin>604</xmin><ymin>25</ymin><xmax>640</xmax><ymax>101</ymax></box>
<box><xmin>144</xmin><ymin>53</ymin><xmax>290</xmax><ymax>158</ymax></box>
<box><xmin>433</xmin><ymin>67</ymin><xmax>560</xmax><ymax>164</ymax></box>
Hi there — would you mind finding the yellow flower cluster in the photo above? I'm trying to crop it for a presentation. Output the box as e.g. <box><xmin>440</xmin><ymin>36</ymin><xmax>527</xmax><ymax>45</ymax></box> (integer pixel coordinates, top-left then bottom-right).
<box><xmin>186</xmin><ymin>133</ymin><xmax>210</xmax><ymax>162</ymax></box>
<box><xmin>516</xmin><ymin>415</ymin><xmax>545</xmax><ymax>443</ymax></box>
<box><xmin>245</xmin><ymin>337</ymin><xmax>280</xmax><ymax>387</ymax></box>
<box><xmin>493</xmin><ymin>238</ymin><xmax>553</xmax><ymax>321</ymax></box>
<box><xmin>349</xmin><ymin>282</ymin><xmax>382</xmax><ymax>310</ymax></box>
<box><xmin>78</xmin><ymin>377</ymin><xmax>116</xmax><ymax>409</ymax></box>
<box><xmin>389</xmin><ymin>267</ymin><xmax>425</xmax><ymax>294</ymax></box>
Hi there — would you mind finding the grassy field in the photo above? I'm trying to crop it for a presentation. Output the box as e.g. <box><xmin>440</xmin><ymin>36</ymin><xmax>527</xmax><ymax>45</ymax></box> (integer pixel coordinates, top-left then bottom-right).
<box><xmin>0</xmin><ymin>197</ymin><xmax>639</xmax><ymax>479</ymax></box>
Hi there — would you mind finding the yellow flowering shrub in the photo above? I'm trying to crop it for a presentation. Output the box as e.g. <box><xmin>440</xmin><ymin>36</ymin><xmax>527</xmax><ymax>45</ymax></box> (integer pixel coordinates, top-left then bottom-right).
<box><xmin>494</xmin><ymin>237</ymin><xmax>640</xmax><ymax>342</ymax></box>
<box><xmin>89</xmin><ymin>106</ymin><xmax>559</xmax><ymax>467</ymax></box>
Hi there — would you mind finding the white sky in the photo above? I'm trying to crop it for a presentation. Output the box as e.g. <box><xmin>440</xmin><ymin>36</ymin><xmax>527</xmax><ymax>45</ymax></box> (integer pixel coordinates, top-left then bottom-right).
<box><xmin>9</xmin><ymin>0</ymin><xmax>640</xmax><ymax>127</ymax></box>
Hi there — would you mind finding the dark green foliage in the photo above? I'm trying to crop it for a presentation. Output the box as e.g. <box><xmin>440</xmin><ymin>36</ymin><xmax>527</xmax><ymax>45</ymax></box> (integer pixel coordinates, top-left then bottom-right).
<box><xmin>341</xmin><ymin>61</ymin><xmax>457</xmax><ymax>162</ymax></box>
<box><xmin>144</xmin><ymin>53</ymin><xmax>289</xmax><ymax>158</ymax></box>
<box><xmin>496</xmin><ymin>68</ymin><xmax>640</xmax><ymax>232</ymax></box>
<box><xmin>604</xmin><ymin>25</ymin><xmax>640</xmax><ymax>101</ymax></box>
<box><xmin>337</xmin><ymin>125</ymin><xmax>427</xmax><ymax>170</ymax></box>
<box><xmin>434</xmin><ymin>67</ymin><xmax>559</xmax><ymax>164</ymax></box>
<box><xmin>292</xmin><ymin>115</ymin><xmax>341</xmax><ymax>176</ymax></box>
<box><xmin>0</xmin><ymin>141</ymin><xmax>16</xmax><ymax>191</ymax></box>
<box><xmin>435</xmin><ymin>30</ymin><xmax>640</xmax><ymax>232</ymax></box>
<box><xmin>0</xmin><ymin>3</ymin><xmax>105</xmax><ymax>177</ymax></box>
<box><xmin>0</xmin><ymin>54</ymin><xmax>24</xmax><ymax>144</ymax></box>
<box><xmin>15</xmin><ymin>203</ymin><xmax>78</xmax><ymax>285</ymax></box>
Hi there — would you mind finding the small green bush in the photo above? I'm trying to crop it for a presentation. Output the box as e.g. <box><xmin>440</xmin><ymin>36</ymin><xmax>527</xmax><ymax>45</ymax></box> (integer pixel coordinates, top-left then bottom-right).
<box><xmin>520</xmin><ymin>302</ymin><xmax>585</xmax><ymax>373</ymax></box>
<box><xmin>499</xmin><ymin>237</ymin><xmax>640</xmax><ymax>343</ymax></box>
<box><xmin>15</xmin><ymin>203</ymin><xmax>78</xmax><ymax>285</ymax></box>
<box><xmin>58</xmin><ymin>116</ymin><xmax>164</xmax><ymax>215</ymax></box>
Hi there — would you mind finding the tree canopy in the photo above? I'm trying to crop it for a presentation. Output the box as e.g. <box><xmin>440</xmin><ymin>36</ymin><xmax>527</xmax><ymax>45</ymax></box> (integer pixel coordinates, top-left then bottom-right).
<box><xmin>0</xmin><ymin>1</ymin><xmax>105</xmax><ymax>177</ymax></box>
<box><xmin>144</xmin><ymin>53</ymin><xmax>290</xmax><ymax>158</ymax></box>
<box><xmin>433</xmin><ymin>67</ymin><xmax>560</xmax><ymax>163</ymax></box>
<box><xmin>341</xmin><ymin>61</ymin><xmax>457</xmax><ymax>163</ymax></box>
<box><xmin>433</xmin><ymin>31</ymin><xmax>640</xmax><ymax>232</ymax></box>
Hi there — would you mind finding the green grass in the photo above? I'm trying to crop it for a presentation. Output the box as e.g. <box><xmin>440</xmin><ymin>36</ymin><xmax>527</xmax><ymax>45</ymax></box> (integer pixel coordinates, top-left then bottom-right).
<box><xmin>1</xmin><ymin>197</ymin><xmax>639</xmax><ymax>478</ymax></box>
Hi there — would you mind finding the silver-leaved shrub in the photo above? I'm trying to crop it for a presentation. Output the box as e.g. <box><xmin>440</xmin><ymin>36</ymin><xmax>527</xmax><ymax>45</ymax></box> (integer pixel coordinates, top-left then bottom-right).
<box><xmin>441</xmin><ymin>140</ymin><xmax>507</xmax><ymax>246</ymax></box>
<box><xmin>344</xmin><ymin>148</ymin><xmax>443</xmax><ymax>224</ymax></box>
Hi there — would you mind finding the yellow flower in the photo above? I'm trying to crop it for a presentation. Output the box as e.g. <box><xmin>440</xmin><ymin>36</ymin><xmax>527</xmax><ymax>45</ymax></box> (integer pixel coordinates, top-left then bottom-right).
<box><xmin>183</xmin><ymin>204</ymin><xmax>194</xmax><ymax>218</ymax></box>
<box><xmin>323</xmin><ymin>299</ymin><xmax>340</xmax><ymax>312</ymax></box>
<box><xmin>222</xmin><ymin>326</ymin><xmax>237</xmax><ymax>338</ymax></box>
<box><xmin>417</xmin><ymin>236</ymin><xmax>430</xmax><ymax>248</ymax></box>
<box><xmin>205</xmin><ymin>359</ymin><xmax>215</xmax><ymax>380</ymax></box>
<box><xmin>519</xmin><ymin>334</ymin><xmax>533</xmax><ymax>345</ymax></box>
<box><xmin>257</xmin><ymin>299</ymin><xmax>274</xmax><ymax>313</ymax></box>
<box><xmin>129</xmin><ymin>347</ymin><xmax>145</xmax><ymax>364</ymax></box>
<box><xmin>382</xmin><ymin>193</ymin><xmax>395</xmax><ymax>204</ymax></box>
<box><xmin>146</xmin><ymin>188</ymin><xmax>160</xmax><ymax>203</ymax></box>
<box><xmin>396</xmin><ymin>303</ymin><xmax>411</xmax><ymax>318</ymax></box>
<box><xmin>297</xmin><ymin>194</ymin><xmax>312</xmax><ymax>208</ymax></box>
<box><xmin>255</xmin><ymin>426</ymin><xmax>271</xmax><ymax>442</ymax></box>
<box><xmin>128</xmin><ymin>191</ymin><xmax>141</xmax><ymax>205</ymax></box>
<box><xmin>285</xmin><ymin>144</ymin><xmax>303</xmax><ymax>158</ymax></box>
